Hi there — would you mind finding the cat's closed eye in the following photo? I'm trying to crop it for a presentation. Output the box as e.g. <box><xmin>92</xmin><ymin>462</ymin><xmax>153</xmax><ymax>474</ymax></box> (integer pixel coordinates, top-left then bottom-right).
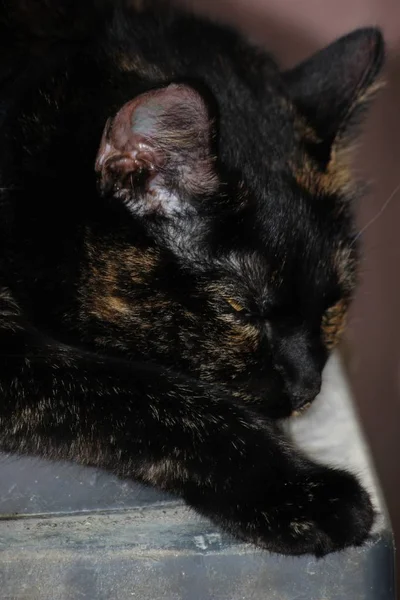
<box><xmin>225</xmin><ymin>297</ymin><xmax>245</xmax><ymax>313</ymax></box>
<box><xmin>225</xmin><ymin>297</ymin><xmax>269</xmax><ymax>325</ymax></box>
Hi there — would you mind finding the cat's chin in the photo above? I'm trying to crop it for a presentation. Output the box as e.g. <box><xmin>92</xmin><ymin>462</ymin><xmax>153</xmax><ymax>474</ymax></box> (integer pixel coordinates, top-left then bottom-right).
<box><xmin>291</xmin><ymin>401</ymin><xmax>312</xmax><ymax>418</ymax></box>
<box><xmin>256</xmin><ymin>400</ymin><xmax>297</xmax><ymax>420</ymax></box>
<box><xmin>258</xmin><ymin>398</ymin><xmax>314</xmax><ymax>420</ymax></box>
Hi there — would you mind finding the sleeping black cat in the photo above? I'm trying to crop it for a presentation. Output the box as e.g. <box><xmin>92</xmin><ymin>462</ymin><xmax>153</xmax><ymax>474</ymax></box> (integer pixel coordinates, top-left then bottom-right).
<box><xmin>0</xmin><ymin>0</ymin><xmax>384</xmax><ymax>556</ymax></box>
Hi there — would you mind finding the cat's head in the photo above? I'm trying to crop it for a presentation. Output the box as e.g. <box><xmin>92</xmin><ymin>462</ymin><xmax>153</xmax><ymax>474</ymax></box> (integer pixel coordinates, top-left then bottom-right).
<box><xmin>83</xmin><ymin>28</ymin><xmax>384</xmax><ymax>417</ymax></box>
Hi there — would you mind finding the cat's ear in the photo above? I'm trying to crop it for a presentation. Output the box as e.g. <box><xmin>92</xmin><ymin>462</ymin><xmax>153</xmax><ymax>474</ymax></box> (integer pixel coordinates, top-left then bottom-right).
<box><xmin>284</xmin><ymin>28</ymin><xmax>385</xmax><ymax>154</ymax></box>
<box><xmin>95</xmin><ymin>84</ymin><xmax>218</xmax><ymax>216</ymax></box>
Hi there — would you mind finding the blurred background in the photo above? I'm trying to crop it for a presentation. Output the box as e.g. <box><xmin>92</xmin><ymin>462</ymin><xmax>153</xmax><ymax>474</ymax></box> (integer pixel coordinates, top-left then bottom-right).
<box><xmin>179</xmin><ymin>0</ymin><xmax>400</xmax><ymax>567</ymax></box>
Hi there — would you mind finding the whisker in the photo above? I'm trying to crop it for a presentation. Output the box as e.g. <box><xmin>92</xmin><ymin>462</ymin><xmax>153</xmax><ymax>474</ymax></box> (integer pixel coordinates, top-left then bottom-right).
<box><xmin>353</xmin><ymin>181</ymin><xmax>400</xmax><ymax>245</ymax></box>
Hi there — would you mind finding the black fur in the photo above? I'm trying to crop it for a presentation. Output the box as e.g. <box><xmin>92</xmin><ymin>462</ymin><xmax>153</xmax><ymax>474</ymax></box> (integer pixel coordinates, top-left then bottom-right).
<box><xmin>0</xmin><ymin>0</ymin><xmax>384</xmax><ymax>556</ymax></box>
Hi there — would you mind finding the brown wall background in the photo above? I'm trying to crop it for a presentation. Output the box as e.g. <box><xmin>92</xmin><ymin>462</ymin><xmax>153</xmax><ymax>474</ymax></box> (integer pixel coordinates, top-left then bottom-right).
<box><xmin>180</xmin><ymin>0</ymin><xmax>400</xmax><ymax>570</ymax></box>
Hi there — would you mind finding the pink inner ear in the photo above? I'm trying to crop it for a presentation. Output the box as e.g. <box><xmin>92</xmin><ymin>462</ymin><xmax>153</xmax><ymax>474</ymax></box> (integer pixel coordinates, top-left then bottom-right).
<box><xmin>95</xmin><ymin>84</ymin><xmax>210</xmax><ymax>171</ymax></box>
<box><xmin>95</xmin><ymin>84</ymin><xmax>219</xmax><ymax>208</ymax></box>
<box><xmin>95</xmin><ymin>110</ymin><xmax>162</xmax><ymax>179</ymax></box>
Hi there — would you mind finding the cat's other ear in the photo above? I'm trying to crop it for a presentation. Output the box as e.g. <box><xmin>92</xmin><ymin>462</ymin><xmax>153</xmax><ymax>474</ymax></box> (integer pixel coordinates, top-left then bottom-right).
<box><xmin>95</xmin><ymin>84</ymin><xmax>218</xmax><ymax>217</ymax></box>
<box><xmin>284</xmin><ymin>28</ymin><xmax>385</xmax><ymax>154</ymax></box>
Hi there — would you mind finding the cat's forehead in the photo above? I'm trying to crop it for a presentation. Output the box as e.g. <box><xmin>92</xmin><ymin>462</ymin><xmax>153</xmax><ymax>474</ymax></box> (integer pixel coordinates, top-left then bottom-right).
<box><xmin>162</xmin><ymin>191</ymin><xmax>339</xmax><ymax>283</ymax></box>
<box><xmin>217</xmin><ymin>90</ymin><xmax>300</xmax><ymax>177</ymax></box>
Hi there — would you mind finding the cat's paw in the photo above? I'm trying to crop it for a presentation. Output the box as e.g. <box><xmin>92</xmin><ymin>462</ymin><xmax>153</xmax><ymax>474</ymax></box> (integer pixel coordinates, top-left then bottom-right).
<box><xmin>186</xmin><ymin>466</ymin><xmax>374</xmax><ymax>557</ymax></box>
<box><xmin>268</xmin><ymin>468</ymin><xmax>375</xmax><ymax>557</ymax></box>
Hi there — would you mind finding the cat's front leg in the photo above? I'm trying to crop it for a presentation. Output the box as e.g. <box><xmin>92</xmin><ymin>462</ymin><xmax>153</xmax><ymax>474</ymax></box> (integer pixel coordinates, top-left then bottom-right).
<box><xmin>183</xmin><ymin>444</ymin><xmax>374</xmax><ymax>556</ymax></box>
<box><xmin>0</xmin><ymin>313</ymin><xmax>373</xmax><ymax>556</ymax></box>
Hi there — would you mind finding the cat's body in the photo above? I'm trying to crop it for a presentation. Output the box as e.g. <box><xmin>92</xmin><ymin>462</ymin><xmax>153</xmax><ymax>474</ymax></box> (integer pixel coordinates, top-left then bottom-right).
<box><xmin>0</xmin><ymin>0</ymin><xmax>384</xmax><ymax>556</ymax></box>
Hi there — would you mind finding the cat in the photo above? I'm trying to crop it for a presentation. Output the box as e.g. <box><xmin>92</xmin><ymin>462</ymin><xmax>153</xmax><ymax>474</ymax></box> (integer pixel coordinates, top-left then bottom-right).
<box><xmin>0</xmin><ymin>0</ymin><xmax>384</xmax><ymax>557</ymax></box>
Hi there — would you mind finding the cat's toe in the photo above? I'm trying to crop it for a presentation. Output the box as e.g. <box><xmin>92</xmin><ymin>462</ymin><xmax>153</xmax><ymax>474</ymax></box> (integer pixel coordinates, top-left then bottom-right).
<box><xmin>305</xmin><ymin>470</ymin><xmax>375</xmax><ymax>556</ymax></box>
<box><xmin>253</xmin><ymin>468</ymin><xmax>375</xmax><ymax>556</ymax></box>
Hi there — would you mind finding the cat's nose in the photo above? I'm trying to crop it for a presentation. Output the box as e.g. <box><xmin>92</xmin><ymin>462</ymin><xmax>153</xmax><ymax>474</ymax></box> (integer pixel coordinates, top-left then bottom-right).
<box><xmin>287</xmin><ymin>375</ymin><xmax>322</xmax><ymax>413</ymax></box>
